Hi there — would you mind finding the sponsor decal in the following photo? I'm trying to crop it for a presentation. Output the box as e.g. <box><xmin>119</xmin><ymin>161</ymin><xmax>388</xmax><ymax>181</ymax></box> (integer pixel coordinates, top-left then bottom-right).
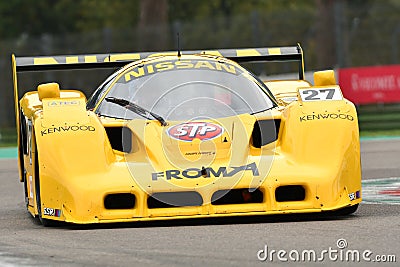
<box><xmin>152</xmin><ymin>162</ymin><xmax>259</xmax><ymax>180</ymax></box>
<box><xmin>30</xmin><ymin>48</ymin><xmax>276</xmax><ymax>67</ymax></box>
<box><xmin>29</xmin><ymin>175</ymin><xmax>33</xmax><ymax>198</ymax></box>
<box><xmin>281</xmin><ymin>97</ymin><xmax>298</xmax><ymax>103</ymax></box>
<box><xmin>43</xmin><ymin>207</ymin><xmax>61</xmax><ymax>217</ymax></box>
<box><xmin>299</xmin><ymin>113</ymin><xmax>354</xmax><ymax>122</ymax></box>
<box><xmin>48</xmin><ymin>100</ymin><xmax>79</xmax><ymax>107</ymax></box>
<box><xmin>298</xmin><ymin>88</ymin><xmax>343</xmax><ymax>102</ymax></box>
<box><xmin>40</xmin><ymin>125</ymin><xmax>96</xmax><ymax>136</ymax></box>
<box><xmin>167</xmin><ymin>122</ymin><xmax>224</xmax><ymax>142</ymax></box>
<box><xmin>123</xmin><ymin>59</ymin><xmax>238</xmax><ymax>82</ymax></box>
<box><xmin>348</xmin><ymin>190</ymin><xmax>361</xmax><ymax>201</ymax></box>
<box><xmin>185</xmin><ymin>151</ymin><xmax>216</xmax><ymax>156</ymax></box>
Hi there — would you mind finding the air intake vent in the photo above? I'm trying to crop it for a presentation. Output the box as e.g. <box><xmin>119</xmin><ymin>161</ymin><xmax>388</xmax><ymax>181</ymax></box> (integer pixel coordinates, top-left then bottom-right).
<box><xmin>104</xmin><ymin>126</ymin><xmax>132</xmax><ymax>153</ymax></box>
<box><xmin>211</xmin><ymin>188</ymin><xmax>263</xmax><ymax>205</ymax></box>
<box><xmin>275</xmin><ymin>185</ymin><xmax>305</xmax><ymax>202</ymax></box>
<box><xmin>147</xmin><ymin>192</ymin><xmax>203</xmax><ymax>208</ymax></box>
<box><xmin>252</xmin><ymin>119</ymin><xmax>280</xmax><ymax>148</ymax></box>
<box><xmin>104</xmin><ymin>193</ymin><xmax>136</xmax><ymax>209</ymax></box>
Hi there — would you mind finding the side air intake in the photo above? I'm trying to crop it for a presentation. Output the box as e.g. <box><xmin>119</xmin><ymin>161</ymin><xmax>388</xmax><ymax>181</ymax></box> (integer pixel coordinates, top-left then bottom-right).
<box><xmin>147</xmin><ymin>192</ymin><xmax>203</xmax><ymax>208</ymax></box>
<box><xmin>211</xmin><ymin>189</ymin><xmax>263</xmax><ymax>205</ymax></box>
<box><xmin>275</xmin><ymin>185</ymin><xmax>306</xmax><ymax>202</ymax></box>
<box><xmin>104</xmin><ymin>193</ymin><xmax>136</xmax><ymax>209</ymax></box>
<box><xmin>104</xmin><ymin>126</ymin><xmax>132</xmax><ymax>153</ymax></box>
<box><xmin>252</xmin><ymin>119</ymin><xmax>280</xmax><ymax>148</ymax></box>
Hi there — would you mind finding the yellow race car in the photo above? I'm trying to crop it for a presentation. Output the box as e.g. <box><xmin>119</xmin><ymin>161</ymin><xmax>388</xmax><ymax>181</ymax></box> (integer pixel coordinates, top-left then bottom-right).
<box><xmin>12</xmin><ymin>45</ymin><xmax>361</xmax><ymax>226</ymax></box>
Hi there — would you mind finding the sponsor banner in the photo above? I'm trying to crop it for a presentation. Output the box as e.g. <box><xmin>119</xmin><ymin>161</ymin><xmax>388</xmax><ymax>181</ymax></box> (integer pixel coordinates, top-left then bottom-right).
<box><xmin>338</xmin><ymin>65</ymin><xmax>400</xmax><ymax>104</ymax></box>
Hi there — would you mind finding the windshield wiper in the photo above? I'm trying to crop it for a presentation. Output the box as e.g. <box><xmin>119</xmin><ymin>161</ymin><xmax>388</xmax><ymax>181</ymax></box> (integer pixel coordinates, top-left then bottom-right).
<box><xmin>105</xmin><ymin>97</ymin><xmax>167</xmax><ymax>126</ymax></box>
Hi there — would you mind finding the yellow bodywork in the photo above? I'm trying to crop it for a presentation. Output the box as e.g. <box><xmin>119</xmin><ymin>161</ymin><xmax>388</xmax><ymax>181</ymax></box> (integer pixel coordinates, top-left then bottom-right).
<box><xmin>14</xmin><ymin>49</ymin><xmax>361</xmax><ymax>225</ymax></box>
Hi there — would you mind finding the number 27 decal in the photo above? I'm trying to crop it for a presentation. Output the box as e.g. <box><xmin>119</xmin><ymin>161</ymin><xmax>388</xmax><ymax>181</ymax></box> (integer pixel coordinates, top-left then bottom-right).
<box><xmin>298</xmin><ymin>87</ymin><xmax>343</xmax><ymax>102</ymax></box>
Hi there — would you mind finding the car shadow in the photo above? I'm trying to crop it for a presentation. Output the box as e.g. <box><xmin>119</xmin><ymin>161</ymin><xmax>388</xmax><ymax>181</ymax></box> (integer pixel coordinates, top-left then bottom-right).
<box><xmin>57</xmin><ymin>208</ymin><xmax>360</xmax><ymax>231</ymax></box>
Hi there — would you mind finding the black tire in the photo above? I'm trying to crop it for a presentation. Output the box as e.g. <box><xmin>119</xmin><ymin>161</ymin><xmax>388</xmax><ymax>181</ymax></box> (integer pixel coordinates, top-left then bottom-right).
<box><xmin>18</xmin><ymin>112</ymin><xmax>27</xmax><ymax>182</ymax></box>
<box><xmin>23</xmin><ymin>169</ymin><xmax>29</xmax><ymax>207</ymax></box>
<box><xmin>19</xmin><ymin>114</ymin><xmax>29</xmax><ymax>207</ymax></box>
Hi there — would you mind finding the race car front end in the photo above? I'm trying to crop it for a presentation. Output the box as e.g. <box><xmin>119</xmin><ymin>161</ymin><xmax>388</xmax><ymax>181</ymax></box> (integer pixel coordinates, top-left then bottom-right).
<box><xmin>13</xmin><ymin>45</ymin><xmax>361</xmax><ymax>225</ymax></box>
<box><xmin>32</xmin><ymin>95</ymin><xmax>360</xmax><ymax>224</ymax></box>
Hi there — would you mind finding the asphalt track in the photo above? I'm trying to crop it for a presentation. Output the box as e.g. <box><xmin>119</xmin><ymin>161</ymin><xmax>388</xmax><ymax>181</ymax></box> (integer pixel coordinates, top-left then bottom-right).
<box><xmin>0</xmin><ymin>139</ymin><xmax>399</xmax><ymax>266</ymax></box>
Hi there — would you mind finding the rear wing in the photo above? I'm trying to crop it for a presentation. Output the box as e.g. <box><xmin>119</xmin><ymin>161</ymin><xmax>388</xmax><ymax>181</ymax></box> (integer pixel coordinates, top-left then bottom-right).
<box><xmin>12</xmin><ymin>44</ymin><xmax>305</xmax><ymax>113</ymax></box>
<box><xmin>12</xmin><ymin>42</ymin><xmax>305</xmax><ymax>112</ymax></box>
<box><xmin>14</xmin><ymin>44</ymin><xmax>304</xmax><ymax>75</ymax></box>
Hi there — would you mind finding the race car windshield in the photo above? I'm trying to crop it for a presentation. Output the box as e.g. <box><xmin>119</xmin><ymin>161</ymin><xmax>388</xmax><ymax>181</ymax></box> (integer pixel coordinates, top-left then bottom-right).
<box><xmin>96</xmin><ymin>59</ymin><xmax>276</xmax><ymax>121</ymax></box>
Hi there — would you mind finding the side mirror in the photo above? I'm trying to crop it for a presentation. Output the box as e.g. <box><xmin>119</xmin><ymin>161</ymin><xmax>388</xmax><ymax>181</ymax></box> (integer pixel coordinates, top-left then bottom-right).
<box><xmin>38</xmin><ymin>82</ymin><xmax>60</xmax><ymax>101</ymax></box>
<box><xmin>313</xmin><ymin>70</ymin><xmax>336</xmax><ymax>86</ymax></box>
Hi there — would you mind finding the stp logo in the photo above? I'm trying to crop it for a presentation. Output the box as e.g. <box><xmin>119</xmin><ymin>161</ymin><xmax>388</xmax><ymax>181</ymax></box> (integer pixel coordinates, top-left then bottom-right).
<box><xmin>167</xmin><ymin>122</ymin><xmax>224</xmax><ymax>142</ymax></box>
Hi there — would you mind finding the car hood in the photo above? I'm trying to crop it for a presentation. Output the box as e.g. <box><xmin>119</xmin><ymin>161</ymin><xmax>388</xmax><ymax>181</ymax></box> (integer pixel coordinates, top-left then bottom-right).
<box><xmin>120</xmin><ymin>113</ymin><xmax>275</xmax><ymax>190</ymax></box>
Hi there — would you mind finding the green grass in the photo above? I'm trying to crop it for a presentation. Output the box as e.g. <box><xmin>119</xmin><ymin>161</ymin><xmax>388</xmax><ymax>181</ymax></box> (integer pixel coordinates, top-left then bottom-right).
<box><xmin>0</xmin><ymin>128</ymin><xmax>17</xmax><ymax>147</ymax></box>
<box><xmin>356</xmin><ymin>103</ymin><xmax>400</xmax><ymax>132</ymax></box>
<box><xmin>360</xmin><ymin>129</ymin><xmax>400</xmax><ymax>137</ymax></box>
